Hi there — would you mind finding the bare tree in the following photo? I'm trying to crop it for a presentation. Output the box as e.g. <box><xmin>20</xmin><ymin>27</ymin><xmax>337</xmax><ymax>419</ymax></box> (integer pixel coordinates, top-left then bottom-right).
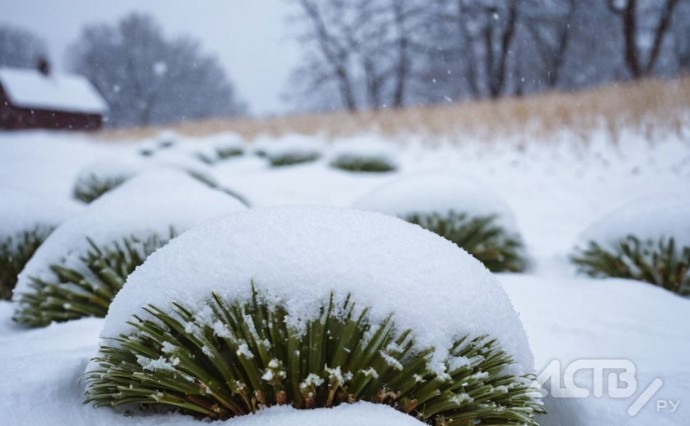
<box><xmin>521</xmin><ymin>0</ymin><xmax>575</xmax><ymax>88</ymax></box>
<box><xmin>68</xmin><ymin>13</ymin><xmax>246</xmax><ymax>127</ymax></box>
<box><xmin>607</xmin><ymin>0</ymin><xmax>681</xmax><ymax>78</ymax></box>
<box><xmin>0</xmin><ymin>25</ymin><xmax>48</xmax><ymax>69</ymax></box>
<box><xmin>287</xmin><ymin>0</ymin><xmax>428</xmax><ymax>112</ymax></box>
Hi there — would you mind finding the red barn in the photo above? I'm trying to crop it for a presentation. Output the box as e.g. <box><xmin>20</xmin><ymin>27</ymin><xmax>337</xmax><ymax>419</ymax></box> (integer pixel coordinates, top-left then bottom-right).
<box><xmin>0</xmin><ymin>61</ymin><xmax>107</xmax><ymax>131</ymax></box>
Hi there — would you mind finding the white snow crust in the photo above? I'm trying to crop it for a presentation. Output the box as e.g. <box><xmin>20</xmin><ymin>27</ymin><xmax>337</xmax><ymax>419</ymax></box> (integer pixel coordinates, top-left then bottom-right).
<box><xmin>351</xmin><ymin>172</ymin><xmax>519</xmax><ymax>232</ymax></box>
<box><xmin>0</xmin><ymin>187</ymin><xmax>81</xmax><ymax>237</ymax></box>
<box><xmin>0</xmin><ymin>67</ymin><xmax>107</xmax><ymax>113</ymax></box>
<box><xmin>329</xmin><ymin>137</ymin><xmax>400</xmax><ymax>167</ymax></box>
<box><xmin>224</xmin><ymin>402</ymin><xmax>426</xmax><ymax>426</ymax></box>
<box><xmin>104</xmin><ymin>205</ymin><xmax>534</xmax><ymax>374</ymax></box>
<box><xmin>13</xmin><ymin>170</ymin><xmax>246</xmax><ymax>297</ymax></box>
<box><xmin>577</xmin><ymin>192</ymin><xmax>690</xmax><ymax>248</ymax></box>
<box><xmin>259</xmin><ymin>134</ymin><xmax>323</xmax><ymax>157</ymax></box>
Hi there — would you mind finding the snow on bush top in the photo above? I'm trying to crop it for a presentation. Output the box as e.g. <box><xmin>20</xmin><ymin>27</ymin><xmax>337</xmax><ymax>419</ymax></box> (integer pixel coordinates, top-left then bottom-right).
<box><xmin>330</xmin><ymin>137</ymin><xmax>398</xmax><ymax>159</ymax></box>
<box><xmin>257</xmin><ymin>134</ymin><xmax>323</xmax><ymax>157</ymax></box>
<box><xmin>104</xmin><ymin>205</ymin><xmax>534</xmax><ymax>374</ymax></box>
<box><xmin>74</xmin><ymin>157</ymin><xmax>143</xmax><ymax>185</ymax></box>
<box><xmin>76</xmin><ymin>153</ymin><xmax>221</xmax><ymax>190</ymax></box>
<box><xmin>351</xmin><ymin>172</ymin><xmax>518</xmax><ymax>232</ymax></box>
<box><xmin>14</xmin><ymin>170</ymin><xmax>246</xmax><ymax>296</ymax></box>
<box><xmin>578</xmin><ymin>192</ymin><xmax>690</xmax><ymax>248</ymax></box>
<box><xmin>227</xmin><ymin>402</ymin><xmax>425</xmax><ymax>426</ymax></box>
<box><xmin>0</xmin><ymin>187</ymin><xmax>81</xmax><ymax>237</ymax></box>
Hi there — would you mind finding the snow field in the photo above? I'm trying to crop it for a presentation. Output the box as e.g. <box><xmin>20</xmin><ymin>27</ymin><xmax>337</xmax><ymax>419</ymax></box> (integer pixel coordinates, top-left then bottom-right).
<box><xmin>0</xmin><ymin>127</ymin><xmax>689</xmax><ymax>425</ymax></box>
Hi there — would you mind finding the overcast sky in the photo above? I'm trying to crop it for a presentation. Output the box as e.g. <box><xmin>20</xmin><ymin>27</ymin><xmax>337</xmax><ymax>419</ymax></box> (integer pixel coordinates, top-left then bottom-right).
<box><xmin>2</xmin><ymin>0</ymin><xmax>302</xmax><ymax>116</ymax></box>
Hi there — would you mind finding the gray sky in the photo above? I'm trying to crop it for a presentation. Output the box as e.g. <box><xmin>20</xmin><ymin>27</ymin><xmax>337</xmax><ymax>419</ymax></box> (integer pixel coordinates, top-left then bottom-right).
<box><xmin>2</xmin><ymin>0</ymin><xmax>302</xmax><ymax>116</ymax></box>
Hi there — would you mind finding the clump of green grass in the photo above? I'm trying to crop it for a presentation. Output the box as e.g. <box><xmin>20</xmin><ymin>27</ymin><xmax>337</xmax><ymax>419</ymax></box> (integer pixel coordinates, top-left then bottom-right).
<box><xmin>404</xmin><ymin>211</ymin><xmax>526</xmax><ymax>273</ymax></box>
<box><xmin>73</xmin><ymin>174</ymin><xmax>129</xmax><ymax>204</ymax></box>
<box><xmin>330</xmin><ymin>154</ymin><xmax>397</xmax><ymax>173</ymax></box>
<box><xmin>85</xmin><ymin>287</ymin><xmax>544</xmax><ymax>424</ymax></box>
<box><xmin>0</xmin><ymin>226</ymin><xmax>54</xmax><ymax>300</ymax></box>
<box><xmin>571</xmin><ymin>236</ymin><xmax>690</xmax><ymax>296</ymax></box>
<box><xmin>268</xmin><ymin>151</ymin><xmax>321</xmax><ymax>167</ymax></box>
<box><xmin>13</xmin><ymin>231</ymin><xmax>174</xmax><ymax>327</ymax></box>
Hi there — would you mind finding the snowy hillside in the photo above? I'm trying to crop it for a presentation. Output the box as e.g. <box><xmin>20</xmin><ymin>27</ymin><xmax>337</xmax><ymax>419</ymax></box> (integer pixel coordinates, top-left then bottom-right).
<box><xmin>1</xmin><ymin>129</ymin><xmax>689</xmax><ymax>425</ymax></box>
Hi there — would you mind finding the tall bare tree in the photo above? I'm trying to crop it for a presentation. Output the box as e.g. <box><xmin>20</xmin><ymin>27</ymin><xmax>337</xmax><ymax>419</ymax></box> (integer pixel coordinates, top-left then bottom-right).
<box><xmin>607</xmin><ymin>0</ymin><xmax>681</xmax><ymax>78</ymax></box>
<box><xmin>68</xmin><ymin>13</ymin><xmax>245</xmax><ymax>127</ymax></box>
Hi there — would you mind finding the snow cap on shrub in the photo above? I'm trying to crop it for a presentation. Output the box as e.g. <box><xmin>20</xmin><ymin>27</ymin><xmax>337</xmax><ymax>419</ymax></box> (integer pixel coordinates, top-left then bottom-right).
<box><xmin>577</xmin><ymin>192</ymin><xmax>690</xmax><ymax>248</ymax></box>
<box><xmin>103</xmin><ymin>205</ymin><xmax>534</xmax><ymax>373</ymax></box>
<box><xmin>351</xmin><ymin>172</ymin><xmax>518</xmax><ymax>232</ymax></box>
<box><xmin>14</xmin><ymin>170</ymin><xmax>247</xmax><ymax>299</ymax></box>
<box><xmin>0</xmin><ymin>187</ymin><xmax>81</xmax><ymax>238</ymax></box>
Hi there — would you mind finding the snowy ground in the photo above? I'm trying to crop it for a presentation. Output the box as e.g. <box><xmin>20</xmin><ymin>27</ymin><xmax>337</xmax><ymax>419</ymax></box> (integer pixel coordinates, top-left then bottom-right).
<box><xmin>1</xmin><ymin>129</ymin><xmax>689</xmax><ymax>425</ymax></box>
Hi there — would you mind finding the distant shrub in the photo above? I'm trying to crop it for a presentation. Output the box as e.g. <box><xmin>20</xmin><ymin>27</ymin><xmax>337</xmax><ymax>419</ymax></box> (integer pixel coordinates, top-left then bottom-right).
<box><xmin>571</xmin><ymin>236</ymin><xmax>690</xmax><ymax>296</ymax></box>
<box><xmin>72</xmin><ymin>168</ymin><xmax>248</xmax><ymax>207</ymax></box>
<box><xmin>330</xmin><ymin>154</ymin><xmax>396</xmax><ymax>173</ymax></box>
<box><xmin>85</xmin><ymin>287</ymin><xmax>544</xmax><ymax>424</ymax></box>
<box><xmin>404</xmin><ymin>211</ymin><xmax>526</xmax><ymax>273</ymax></box>
<box><xmin>0</xmin><ymin>226</ymin><xmax>53</xmax><ymax>300</ymax></box>
<box><xmin>73</xmin><ymin>174</ymin><xmax>128</xmax><ymax>203</ymax></box>
<box><xmin>197</xmin><ymin>146</ymin><xmax>245</xmax><ymax>165</ymax></box>
<box><xmin>269</xmin><ymin>151</ymin><xmax>321</xmax><ymax>167</ymax></box>
<box><xmin>13</xmin><ymin>231</ymin><xmax>174</xmax><ymax>327</ymax></box>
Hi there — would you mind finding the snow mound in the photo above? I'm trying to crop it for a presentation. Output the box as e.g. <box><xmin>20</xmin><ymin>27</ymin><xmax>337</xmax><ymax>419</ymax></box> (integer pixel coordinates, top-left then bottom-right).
<box><xmin>191</xmin><ymin>132</ymin><xmax>246</xmax><ymax>163</ymax></box>
<box><xmin>260</xmin><ymin>134</ymin><xmax>323</xmax><ymax>157</ymax></box>
<box><xmin>225</xmin><ymin>402</ymin><xmax>425</xmax><ymax>426</ymax></box>
<box><xmin>331</xmin><ymin>137</ymin><xmax>398</xmax><ymax>159</ymax></box>
<box><xmin>0</xmin><ymin>187</ymin><xmax>81</xmax><ymax>237</ymax></box>
<box><xmin>74</xmin><ymin>153</ymin><xmax>229</xmax><ymax>199</ymax></box>
<box><xmin>577</xmin><ymin>192</ymin><xmax>690</xmax><ymax>247</ymax></box>
<box><xmin>104</xmin><ymin>205</ymin><xmax>534</xmax><ymax>374</ymax></box>
<box><xmin>14</xmin><ymin>170</ymin><xmax>246</xmax><ymax>297</ymax></box>
<box><xmin>351</xmin><ymin>172</ymin><xmax>518</xmax><ymax>232</ymax></box>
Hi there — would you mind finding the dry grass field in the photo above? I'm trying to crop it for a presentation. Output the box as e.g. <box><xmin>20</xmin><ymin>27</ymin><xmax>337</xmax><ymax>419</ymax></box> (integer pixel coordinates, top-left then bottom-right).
<box><xmin>99</xmin><ymin>76</ymin><xmax>690</xmax><ymax>143</ymax></box>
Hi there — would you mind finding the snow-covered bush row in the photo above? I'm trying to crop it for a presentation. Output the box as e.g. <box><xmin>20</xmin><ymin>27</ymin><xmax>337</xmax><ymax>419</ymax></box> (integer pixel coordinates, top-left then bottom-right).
<box><xmin>329</xmin><ymin>139</ymin><xmax>398</xmax><ymax>173</ymax></box>
<box><xmin>352</xmin><ymin>173</ymin><xmax>526</xmax><ymax>272</ymax></box>
<box><xmin>0</xmin><ymin>188</ymin><xmax>81</xmax><ymax>300</ymax></box>
<box><xmin>571</xmin><ymin>193</ymin><xmax>690</xmax><ymax>295</ymax></box>
<box><xmin>12</xmin><ymin>171</ymin><xmax>246</xmax><ymax>327</ymax></box>
<box><xmin>72</xmin><ymin>152</ymin><xmax>249</xmax><ymax>206</ymax></box>
<box><xmin>88</xmin><ymin>206</ymin><xmax>543</xmax><ymax>424</ymax></box>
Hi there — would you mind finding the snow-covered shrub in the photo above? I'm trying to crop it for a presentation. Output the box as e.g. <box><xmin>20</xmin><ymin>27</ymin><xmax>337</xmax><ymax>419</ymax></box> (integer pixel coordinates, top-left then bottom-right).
<box><xmin>72</xmin><ymin>158</ymin><xmax>144</xmax><ymax>203</ymax></box>
<box><xmin>329</xmin><ymin>140</ymin><xmax>398</xmax><ymax>173</ymax></box>
<box><xmin>86</xmin><ymin>206</ymin><xmax>543</xmax><ymax>424</ymax></box>
<box><xmin>352</xmin><ymin>173</ymin><xmax>526</xmax><ymax>272</ymax></box>
<box><xmin>72</xmin><ymin>155</ymin><xmax>249</xmax><ymax>206</ymax></box>
<box><xmin>405</xmin><ymin>211</ymin><xmax>525</xmax><ymax>272</ymax></box>
<box><xmin>194</xmin><ymin>134</ymin><xmax>246</xmax><ymax>164</ymax></box>
<box><xmin>0</xmin><ymin>188</ymin><xmax>80</xmax><ymax>300</ymax></box>
<box><xmin>572</xmin><ymin>237</ymin><xmax>689</xmax><ymax>295</ymax></box>
<box><xmin>254</xmin><ymin>135</ymin><xmax>323</xmax><ymax>167</ymax></box>
<box><xmin>269</xmin><ymin>151</ymin><xmax>320</xmax><ymax>167</ymax></box>
<box><xmin>571</xmin><ymin>194</ymin><xmax>690</xmax><ymax>295</ymax></box>
<box><xmin>330</xmin><ymin>154</ymin><xmax>396</xmax><ymax>173</ymax></box>
<box><xmin>12</xmin><ymin>171</ymin><xmax>246</xmax><ymax>327</ymax></box>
